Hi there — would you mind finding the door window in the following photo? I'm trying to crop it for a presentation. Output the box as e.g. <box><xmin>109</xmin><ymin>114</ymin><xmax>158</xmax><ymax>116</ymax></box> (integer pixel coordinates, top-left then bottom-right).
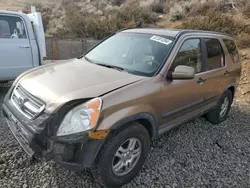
<box><xmin>0</xmin><ymin>15</ymin><xmax>27</xmax><ymax>39</ymax></box>
<box><xmin>223</xmin><ymin>39</ymin><xmax>240</xmax><ymax>63</ymax></box>
<box><xmin>0</xmin><ymin>20</ymin><xmax>11</xmax><ymax>38</ymax></box>
<box><xmin>204</xmin><ymin>38</ymin><xmax>225</xmax><ymax>70</ymax></box>
<box><xmin>171</xmin><ymin>39</ymin><xmax>202</xmax><ymax>73</ymax></box>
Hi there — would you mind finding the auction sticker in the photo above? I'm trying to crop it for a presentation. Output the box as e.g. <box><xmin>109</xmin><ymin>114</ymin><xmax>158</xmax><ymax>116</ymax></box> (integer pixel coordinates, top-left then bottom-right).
<box><xmin>150</xmin><ymin>35</ymin><xmax>172</xmax><ymax>45</ymax></box>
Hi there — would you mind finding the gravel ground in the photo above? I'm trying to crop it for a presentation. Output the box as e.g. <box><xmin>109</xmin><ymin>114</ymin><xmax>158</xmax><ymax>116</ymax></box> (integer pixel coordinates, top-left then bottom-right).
<box><xmin>1</xmin><ymin>86</ymin><xmax>250</xmax><ymax>188</ymax></box>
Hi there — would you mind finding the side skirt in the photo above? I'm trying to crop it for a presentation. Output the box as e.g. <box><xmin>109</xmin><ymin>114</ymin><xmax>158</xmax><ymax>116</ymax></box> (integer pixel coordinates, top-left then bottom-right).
<box><xmin>158</xmin><ymin>103</ymin><xmax>217</xmax><ymax>136</ymax></box>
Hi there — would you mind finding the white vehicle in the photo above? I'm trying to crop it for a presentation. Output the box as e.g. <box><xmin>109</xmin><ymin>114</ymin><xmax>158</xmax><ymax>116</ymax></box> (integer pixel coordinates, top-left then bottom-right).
<box><xmin>0</xmin><ymin>9</ymin><xmax>46</xmax><ymax>81</ymax></box>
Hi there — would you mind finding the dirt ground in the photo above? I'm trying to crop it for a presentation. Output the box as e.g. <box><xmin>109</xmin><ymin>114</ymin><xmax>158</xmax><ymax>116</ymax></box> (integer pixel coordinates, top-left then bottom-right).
<box><xmin>236</xmin><ymin>49</ymin><xmax>250</xmax><ymax>105</ymax></box>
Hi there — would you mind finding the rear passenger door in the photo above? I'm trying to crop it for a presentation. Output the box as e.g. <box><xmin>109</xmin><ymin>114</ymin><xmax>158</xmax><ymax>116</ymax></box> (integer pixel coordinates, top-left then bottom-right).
<box><xmin>198</xmin><ymin>38</ymin><xmax>228</xmax><ymax>101</ymax></box>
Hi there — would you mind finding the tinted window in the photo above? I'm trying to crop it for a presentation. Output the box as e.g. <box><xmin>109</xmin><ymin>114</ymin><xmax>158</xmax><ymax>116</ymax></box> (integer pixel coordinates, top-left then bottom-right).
<box><xmin>223</xmin><ymin>39</ymin><xmax>239</xmax><ymax>63</ymax></box>
<box><xmin>0</xmin><ymin>15</ymin><xmax>27</xmax><ymax>39</ymax></box>
<box><xmin>171</xmin><ymin>39</ymin><xmax>202</xmax><ymax>73</ymax></box>
<box><xmin>205</xmin><ymin>38</ymin><xmax>224</xmax><ymax>70</ymax></box>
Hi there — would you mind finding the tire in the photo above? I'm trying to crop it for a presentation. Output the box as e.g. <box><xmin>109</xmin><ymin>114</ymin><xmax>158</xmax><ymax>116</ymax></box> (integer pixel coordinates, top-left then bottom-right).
<box><xmin>206</xmin><ymin>89</ymin><xmax>233</xmax><ymax>124</ymax></box>
<box><xmin>91</xmin><ymin>122</ymin><xmax>150</xmax><ymax>188</ymax></box>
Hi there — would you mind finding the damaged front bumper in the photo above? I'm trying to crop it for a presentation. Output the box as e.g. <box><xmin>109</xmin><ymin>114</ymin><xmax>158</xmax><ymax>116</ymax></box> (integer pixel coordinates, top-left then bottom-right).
<box><xmin>2</xmin><ymin>101</ymin><xmax>106</xmax><ymax>171</ymax></box>
<box><xmin>5</xmin><ymin>110</ymin><xmax>35</xmax><ymax>157</ymax></box>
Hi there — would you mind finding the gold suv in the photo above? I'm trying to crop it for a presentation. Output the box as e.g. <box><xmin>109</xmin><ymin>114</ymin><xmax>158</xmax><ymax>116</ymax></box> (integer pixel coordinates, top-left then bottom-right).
<box><xmin>3</xmin><ymin>29</ymin><xmax>241</xmax><ymax>188</ymax></box>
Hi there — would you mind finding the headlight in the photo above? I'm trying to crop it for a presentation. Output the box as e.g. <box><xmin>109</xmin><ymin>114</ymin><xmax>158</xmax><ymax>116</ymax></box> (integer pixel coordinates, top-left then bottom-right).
<box><xmin>57</xmin><ymin>98</ymin><xmax>102</xmax><ymax>136</ymax></box>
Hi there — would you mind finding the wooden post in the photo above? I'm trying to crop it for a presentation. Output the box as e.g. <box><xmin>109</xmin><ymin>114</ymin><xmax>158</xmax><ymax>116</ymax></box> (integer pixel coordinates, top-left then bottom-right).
<box><xmin>52</xmin><ymin>38</ymin><xmax>58</xmax><ymax>61</ymax></box>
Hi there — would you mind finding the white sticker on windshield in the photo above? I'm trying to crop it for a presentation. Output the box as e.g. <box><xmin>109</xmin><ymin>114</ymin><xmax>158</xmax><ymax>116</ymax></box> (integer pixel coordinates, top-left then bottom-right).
<box><xmin>150</xmin><ymin>35</ymin><xmax>172</xmax><ymax>45</ymax></box>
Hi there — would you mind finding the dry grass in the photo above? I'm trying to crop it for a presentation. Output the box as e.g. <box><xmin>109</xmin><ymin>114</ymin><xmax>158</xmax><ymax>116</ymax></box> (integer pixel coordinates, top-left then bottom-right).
<box><xmin>236</xmin><ymin>48</ymin><xmax>250</xmax><ymax>103</ymax></box>
<box><xmin>61</xmin><ymin>0</ymin><xmax>157</xmax><ymax>39</ymax></box>
<box><xmin>243</xmin><ymin>2</ymin><xmax>250</xmax><ymax>18</ymax></box>
<box><xmin>1</xmin><ymin>0</ymin><xmax>250</xmax><ymax>50</ymax></box>
<box><xmin>180</xmin><ymin>11</ymin><xmax>246</xmax><ymax>35</ymax></box>
<box><xmin>237</xmin><ymin>33</ymin><xmax>250</xmax><ymax>49</ymax></box>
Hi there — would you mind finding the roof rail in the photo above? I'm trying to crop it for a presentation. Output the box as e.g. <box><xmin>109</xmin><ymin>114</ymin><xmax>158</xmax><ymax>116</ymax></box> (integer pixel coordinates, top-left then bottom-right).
<box><xmin>115</xmin><ymin>27</ymin><xmax>132</xmax><ymax>33</ymax></box>
<box><xmin>116</xmin><ymin>22</ymin><xmax>146</xmax><ymax>33</ymax></box>
<box><xmin>178</xmin><ymin>29</ymin><xmax>230</xmax><ymax>37</ymax></box>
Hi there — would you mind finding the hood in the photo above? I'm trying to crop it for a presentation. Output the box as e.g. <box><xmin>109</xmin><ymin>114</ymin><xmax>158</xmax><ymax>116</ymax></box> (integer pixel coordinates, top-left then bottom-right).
<box><xmin>18</xmin><ymin>59</ymin><xmax>143</xmax><ymax>113</ymax></box>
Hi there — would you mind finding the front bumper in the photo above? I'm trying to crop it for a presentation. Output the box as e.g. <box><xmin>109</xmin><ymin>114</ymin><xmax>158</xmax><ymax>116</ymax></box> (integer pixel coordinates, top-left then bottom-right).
<box><xmin>3</xmin><ymin>100</ymin><xmax>106</xmax><ymax>171</ymax></box>
<box><xmin>5</xmin><ymin>111</ymin><xmax>35</xmax><ymax>157</ymax></box>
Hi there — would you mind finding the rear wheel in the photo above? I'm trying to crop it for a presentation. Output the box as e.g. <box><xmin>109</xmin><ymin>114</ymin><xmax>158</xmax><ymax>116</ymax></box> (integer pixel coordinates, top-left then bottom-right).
<box><xmin>91</xmin><ymin>122</ymin><xmax>150</xmax><ymax>188</ymax></box>
<box><xmin>206</xmin><ymin>89</ymin><xmax>233</xmax><ymax>124</ymax></box>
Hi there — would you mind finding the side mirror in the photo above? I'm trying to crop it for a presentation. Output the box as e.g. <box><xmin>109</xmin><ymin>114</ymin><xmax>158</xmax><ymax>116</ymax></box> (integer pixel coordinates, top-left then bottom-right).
<box><xmin>172</xmin><ymin>65</ymin><xmax>195</xmax><ymax>80</ymax></box>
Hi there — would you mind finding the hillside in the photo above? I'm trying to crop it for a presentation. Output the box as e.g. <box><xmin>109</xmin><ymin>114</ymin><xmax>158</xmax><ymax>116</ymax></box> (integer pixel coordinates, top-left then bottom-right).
<box><xmin>237</xmin><ymin>49</ymin><xmax>250</xmax><ymax>105</ymax></box>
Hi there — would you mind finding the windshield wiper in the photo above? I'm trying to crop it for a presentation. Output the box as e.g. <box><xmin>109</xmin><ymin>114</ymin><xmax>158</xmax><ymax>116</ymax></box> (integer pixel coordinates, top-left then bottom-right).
<box><xmin>80</xmin><ymin>55</ymin><xmax>96</xmax><ymax>64</ymax></box>
<box><xmin>80</xmin><ymin>56</ymin><xmax>127</xmax><ymax>72</ymax></box>
<box><xmin>95</xmin><ymin>63</ymin><xmax>126</xmax><ymax>72</ymax></box>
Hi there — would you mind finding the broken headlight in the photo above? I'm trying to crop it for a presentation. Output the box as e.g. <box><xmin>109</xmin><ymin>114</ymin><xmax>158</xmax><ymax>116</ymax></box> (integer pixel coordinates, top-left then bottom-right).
<box><xmin>57</xmin><ymin>98</ymin><xmax>102</xmax><ymax>136</ymax></box>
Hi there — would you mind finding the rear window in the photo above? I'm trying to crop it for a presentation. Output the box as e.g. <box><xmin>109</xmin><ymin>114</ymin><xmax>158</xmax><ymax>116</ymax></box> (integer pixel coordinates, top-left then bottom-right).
<box><xmin>0</xmin><ymin>15</ymin><xmax>27</xmax><ymax>39</ymax></box>
<box><xmin>223</xmin><ymin>39</ymin><xmax>240</xmax><ymax>63</ymax></box>
<box><xmin>0</xmin><ymin>20</ymin><xmax>11</xmax><ymax>38</ymax></box>
<box><xmin>204</xmin><ymin>38</ymin><xmax>225</xmax><ymax>70</ymax></box>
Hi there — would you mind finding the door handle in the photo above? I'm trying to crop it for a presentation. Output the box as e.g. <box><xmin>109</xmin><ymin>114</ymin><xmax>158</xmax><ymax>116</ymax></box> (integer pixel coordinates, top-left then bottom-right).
<box><xmin>18</xmin><ymin>45</ymin><xmax>30</xmax><ymax>48</ymax></box>
<box><xmin>197</xmin><ymin>77</ymin><xmax>207</xmax><ymax>84</ymax></box>
<box><xmin>224</xmin><ymin>70</ymin><xmax>229</xmax><ymax>76</ymax></box>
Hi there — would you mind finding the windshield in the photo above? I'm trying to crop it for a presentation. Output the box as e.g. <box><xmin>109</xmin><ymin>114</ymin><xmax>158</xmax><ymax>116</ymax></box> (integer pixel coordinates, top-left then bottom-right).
<box><xmin>84</xmin><ymin>32</ymin><xmax>175</xmax><ymax>77</ymax></box>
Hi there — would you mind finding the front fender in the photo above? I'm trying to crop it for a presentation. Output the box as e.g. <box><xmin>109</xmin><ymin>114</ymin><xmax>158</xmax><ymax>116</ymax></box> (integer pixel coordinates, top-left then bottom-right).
<box><xmin>97</xmin><ymin>105</ymin><xmax>159</xmax><ymax>139</ymax></box>
<box><xmin>110</xmin><ymin>112</ymin><xmax>158</xmax><ymax>139</ymax></box>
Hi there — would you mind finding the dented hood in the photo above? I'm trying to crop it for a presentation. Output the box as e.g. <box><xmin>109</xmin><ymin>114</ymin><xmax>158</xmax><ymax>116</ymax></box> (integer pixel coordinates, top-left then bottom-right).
<box><xmin>18</xmin><ymin>59</ymin><xmax>143</xmax><ymax>113</ymax></box>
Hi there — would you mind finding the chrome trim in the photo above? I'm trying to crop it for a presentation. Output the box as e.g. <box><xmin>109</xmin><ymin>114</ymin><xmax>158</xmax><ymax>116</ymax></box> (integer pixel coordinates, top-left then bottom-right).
<box><xmin>11</xmin><ymin>85</ymin><xmax>45</xmax><ymax>119</ymax></box>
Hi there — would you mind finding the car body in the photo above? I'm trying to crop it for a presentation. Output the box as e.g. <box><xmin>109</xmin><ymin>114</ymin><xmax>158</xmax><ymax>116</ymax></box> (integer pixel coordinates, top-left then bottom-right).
<box><xmin>3</xmin><ymin>28</ymin><xmax>241</xmax><ymax>188</ymax></box>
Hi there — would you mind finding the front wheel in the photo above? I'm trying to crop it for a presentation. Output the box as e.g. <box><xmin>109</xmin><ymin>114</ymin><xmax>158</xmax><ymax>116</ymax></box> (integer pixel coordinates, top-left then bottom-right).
<box><xmin>91</xmin><ymin>122</ymin><xmax>150</xmax><ymax>188</ymax></box>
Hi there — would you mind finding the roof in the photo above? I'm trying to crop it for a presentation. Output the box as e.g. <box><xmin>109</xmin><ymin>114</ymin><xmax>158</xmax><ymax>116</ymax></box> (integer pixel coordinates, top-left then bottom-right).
<box><xmin>122</xmin><ymin>28</ymin><xmax>182</xmax><ymax>38</ymax></box>
<box><xmin>0</xmin><ymin>10</ymin><xmax>27</xmax><ymax>17</ymax></box>
<box><xmin>122</xmin><ymin>28</ymin><xmax>231</xmax><ymax>38</ymax></box>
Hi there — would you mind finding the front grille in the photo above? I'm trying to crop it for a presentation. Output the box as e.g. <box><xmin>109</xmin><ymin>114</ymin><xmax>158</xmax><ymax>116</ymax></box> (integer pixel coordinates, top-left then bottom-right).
<box><xmin>11</xmin><ymin>85</ymin><xmax>45</xmax><ymax>119</ymax></box>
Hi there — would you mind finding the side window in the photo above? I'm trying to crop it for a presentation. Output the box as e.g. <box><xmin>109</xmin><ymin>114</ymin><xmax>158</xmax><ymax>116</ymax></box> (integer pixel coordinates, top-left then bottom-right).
<box><xmin>171</xmin><ymin>39</ymin><xmax>202</xmax><ymax>73</ymax></box>
<box><xmin>223</xmin><ymin>39</ymin><xmax>240</xmax><ymax>63</ymax></box>
<box><xmin>0</xmin><ymin>15</ymin><xmax>27</xmax><ymax>39</ymax></box>
<box><xmin>204</xmin><ymin>38</ymin><xmax>225</xmax><ymax>70</ymax></box>
<box><xmin>0</xmin><ymin>20</ymin><xmax>11</xmax><ymax>38</ymax></box>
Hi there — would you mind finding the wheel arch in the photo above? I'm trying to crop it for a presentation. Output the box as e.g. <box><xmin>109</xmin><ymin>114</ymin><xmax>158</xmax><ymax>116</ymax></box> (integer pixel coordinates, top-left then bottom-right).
<box><xmin>227</xmin><ymin>85</ymin><xmax>235</xmax><ymax>98</ymax></box>
<box><xmin>110</xmin><ymin>113</ymin><xmax>158</xmax><ymax>140</ymax></box>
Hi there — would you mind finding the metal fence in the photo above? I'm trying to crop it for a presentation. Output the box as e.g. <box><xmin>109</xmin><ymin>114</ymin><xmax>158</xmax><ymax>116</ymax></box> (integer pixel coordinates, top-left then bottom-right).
<box><xmin>45</xmin><ymin>37</ymin><xmax>100</xmax><ymax>60</ymax></box>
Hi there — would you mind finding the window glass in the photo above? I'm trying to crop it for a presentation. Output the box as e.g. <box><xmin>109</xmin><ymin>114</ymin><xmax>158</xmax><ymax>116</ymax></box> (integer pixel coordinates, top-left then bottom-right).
<box><xmin>223</xmin><ymin>39</ymin><xmax>239</xmax><ymax>63</ymax></box>
<box><xmin>0</xmin><ymin>15</ymin><xmax>27</xmax><ymax>39</ymax></box>
<box><xmin>85</xmin><ymin>33</ymin><xmax>175</xmax><ymax>77</ymax></box>
<box><xmin>0</xmin><ymin>20</ymin><xmax>10</xmax><ymax>38</ymax></box>
<box><xmin>205</xmin><ymin>38</ymin><xmax>224</xmax><ymax>70</ymax></box>
<box><xmin>171</xmin><ymin>39</ymin><xmax>202</xmax><ymax>73</ymax></box>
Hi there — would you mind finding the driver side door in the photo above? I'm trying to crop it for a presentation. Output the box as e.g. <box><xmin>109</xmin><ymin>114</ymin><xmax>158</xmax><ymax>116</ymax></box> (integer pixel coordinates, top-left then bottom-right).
<box><xmin>0</xmin><ymin>14</ymin><xmax>33</xmax><ymax>80</ymax></box>
<box><xmin>158</xmin><ymin>38</ymin><xmax>213</xmax><ymax>133</ymax></box>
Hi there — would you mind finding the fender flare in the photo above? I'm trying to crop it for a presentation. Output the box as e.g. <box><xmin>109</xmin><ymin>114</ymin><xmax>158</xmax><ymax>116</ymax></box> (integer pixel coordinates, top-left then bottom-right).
<box><xmin>223</xmin><ymin>84</ymin><xmax>236</xmax><ymax>97</ymax></box>
<box><xmin>110</xmin><ymin>113</ymin><xmax>158</xmax><ymax>139</ymax></box>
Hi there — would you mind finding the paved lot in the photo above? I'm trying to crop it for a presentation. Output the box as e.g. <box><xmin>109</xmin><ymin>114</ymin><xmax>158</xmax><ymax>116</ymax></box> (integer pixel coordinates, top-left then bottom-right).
<box><xmin>0</xmin><ymin>86</ymin><xmax>250</xmax><ymax>188</ymax></box>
